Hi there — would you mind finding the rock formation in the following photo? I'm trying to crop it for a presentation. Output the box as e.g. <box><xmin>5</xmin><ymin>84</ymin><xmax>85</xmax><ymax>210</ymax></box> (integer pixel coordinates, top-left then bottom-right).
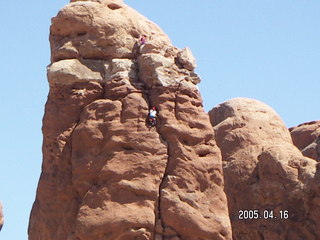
<box><xmin>0</xmin><ymin>201</ymin><xmax>3</xmax><ymax>231</ymax></box>
<box><xmin>290</xmin><ymin>121</ymin><xmax>320</xmax><ymax>161</ymax></box>
<box><xmin>209</xmin><ymin>98</ymin><xmax>320</xmax><ymax>240</ymax></box>
<box><xmin>29</xmin><ymin>0</ymin><xmax>320</xmax><ymax>239</ymax></box>
<box><xmin>28</xmin><ymin>1</ymin><xmax>232</xmax><ymax>239</ymax></box>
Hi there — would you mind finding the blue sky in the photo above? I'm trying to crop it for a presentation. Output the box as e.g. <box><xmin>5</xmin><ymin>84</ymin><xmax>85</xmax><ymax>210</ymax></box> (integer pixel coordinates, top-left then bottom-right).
<box><xmin>0</xmin><ymin>0</ymin><xmax>319</xmax><ymax>239</ymax></box>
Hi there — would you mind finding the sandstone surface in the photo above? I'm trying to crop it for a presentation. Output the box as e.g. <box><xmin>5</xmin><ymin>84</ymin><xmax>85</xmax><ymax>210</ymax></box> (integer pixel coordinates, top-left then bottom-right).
<box><xmin>290</xmin><ymin>121</ymin><xmax>320</xmax><ymax>161</ymax></box>
<box><xmin>209</xmin><ymin>98</ymin><xmax>320</xmax><ymax>240</ymax></box>
<box><xmin>29</xmin><ymin>1</ymin><xmax>232</xmax><ymax>239</ymax></box>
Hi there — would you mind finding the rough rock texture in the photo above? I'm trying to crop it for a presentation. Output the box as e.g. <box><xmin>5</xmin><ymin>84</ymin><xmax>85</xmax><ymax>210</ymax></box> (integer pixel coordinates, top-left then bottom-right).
<box><xmin>0</xmin><ymin>202</ymin><xmax>3</xmax><ymax>231</ymax></box>
<box><xmin>209</xmin><ymin>98</ymin><xmax>320</xmax><ymax>240</ymax></box>
<box><xmin>290</xmin><ymin>121</ymin><xmax>320</xmax><ymax>161</ymax></box>
<box><xmin>29</xmin><ymin>1</ymin><xmax>232</xmax><ymax>240</ymax></box>
<box><xmin>176</xmin><ymin>47</ymin><xmax>196</xmax><ymax>71</ymax></box>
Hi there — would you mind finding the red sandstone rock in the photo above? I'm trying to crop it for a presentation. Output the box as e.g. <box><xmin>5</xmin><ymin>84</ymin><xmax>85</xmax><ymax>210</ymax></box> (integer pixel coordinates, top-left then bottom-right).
<box><xmin>209</xmin><ymin>98</ymin><xmax>320</xmax><ymax>240</ymax></box>
<box><xmin>28</xmin><ymin>1</ymin><xmax>232</xmax><ymax>239</ymax></box>
<box><xmin>290</xmin><ymin>121</ymin><xmax>320</xmax><ymax>161</ymax></box>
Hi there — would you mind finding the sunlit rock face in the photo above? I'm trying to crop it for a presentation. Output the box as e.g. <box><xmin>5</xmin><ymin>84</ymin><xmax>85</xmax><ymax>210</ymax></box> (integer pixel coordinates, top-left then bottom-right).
<box><xmin>28</xmin><ymin>1</ymin><xmax>232</xmax><ymax>239</ymax></box>
<box><xmin>209</xmin><ymin>98</ymin><xmax>320</xmax><ymax>240</ymax></box>
<box><xmin>290</xmin><ymin>121</ymin><xmax>320</xmax><ymax>162</ymax></box>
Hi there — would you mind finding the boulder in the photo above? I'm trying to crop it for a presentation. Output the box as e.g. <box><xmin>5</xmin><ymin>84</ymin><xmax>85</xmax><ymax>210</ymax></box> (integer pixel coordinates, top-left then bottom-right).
<box><xmin>209</xmin><ymin>98</ymin><xmax>320</xmax><ymax>240</ymax></box>
<box><xmin>176</xmin><ymin>47</ymin><xmax>197</xmax><ymax>71</ymax></box>
<box><xmin>290</xmin><ymin>121</ymin><xmax>320</xmax><ymax>161</ymax></box>
<box><xmin>50</xmin><ymin>0</ymin><xmax>171</xmax><ymax>62</ymax></box>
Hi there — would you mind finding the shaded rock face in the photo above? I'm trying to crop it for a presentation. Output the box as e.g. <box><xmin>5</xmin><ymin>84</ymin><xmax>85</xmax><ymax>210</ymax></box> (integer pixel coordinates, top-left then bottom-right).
<box><xmin>290</xmin><ymin>121</ymin><xmax>320</xmax><ymax>161</ymax></box>
<box><xmin>29</xmin><ymin>1</ymin><xmax>232</xmax><ymax>240</ymax></box>
<box><xmin>209</xmin><ymin>98</ymin><xmax>320</xmax><ymax>240</ymax></box>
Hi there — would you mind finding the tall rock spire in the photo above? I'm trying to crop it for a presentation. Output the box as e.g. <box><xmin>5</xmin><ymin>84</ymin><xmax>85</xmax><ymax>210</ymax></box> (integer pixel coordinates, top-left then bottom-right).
<box><xmin>29</xmin><ymin>1</ymin><xmax>232</xmax><ymax>239</ymax></box>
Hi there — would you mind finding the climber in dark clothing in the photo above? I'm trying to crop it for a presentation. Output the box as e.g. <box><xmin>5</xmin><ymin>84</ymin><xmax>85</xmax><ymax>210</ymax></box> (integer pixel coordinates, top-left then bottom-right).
<box><xmin>140</xmin><ymin>35</ymin><xmax>147</xmax><ymax>45</ymax></box>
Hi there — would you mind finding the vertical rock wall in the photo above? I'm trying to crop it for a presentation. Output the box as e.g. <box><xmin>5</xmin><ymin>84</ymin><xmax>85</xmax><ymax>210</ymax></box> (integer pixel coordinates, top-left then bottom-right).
<box><xmin>29</xmin><ymin>1</ymin><xmax>232</xmax><ymax>239</ymax></box>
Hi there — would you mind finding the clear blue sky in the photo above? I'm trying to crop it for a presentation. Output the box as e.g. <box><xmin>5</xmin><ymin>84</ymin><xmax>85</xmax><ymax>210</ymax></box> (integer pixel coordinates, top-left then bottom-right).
<box><xmin>0</xmin><ymin>1</ymin><xmax>319</xmax><ymax>239</ymax></box>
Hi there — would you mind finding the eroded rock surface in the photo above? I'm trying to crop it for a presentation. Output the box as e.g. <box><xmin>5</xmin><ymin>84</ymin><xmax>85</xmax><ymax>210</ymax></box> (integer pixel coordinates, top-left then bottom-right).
<box><xmin>29</xmin><ymin>1</ymin><xmax>232</xmax><ymax>239</ymax></box>
<box><xmin>290</xmin><ymin>121</ymin><xmax>320</xmax><ymax>161</ymax></box>
<box><xmin>209</xmin><ymin>98</ymin><xmax>320</xmax><ymax>240</ymax></box>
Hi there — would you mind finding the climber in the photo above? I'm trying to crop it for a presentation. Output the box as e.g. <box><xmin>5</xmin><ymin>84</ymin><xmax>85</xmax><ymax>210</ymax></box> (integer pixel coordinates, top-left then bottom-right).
<box><xmin>140</xmin><ymin>34</ymin><xmax>147</xmax><ymax>45</ymax></box>
<box><xmin>148</xmin><ymin>106</ymin><xmax>157</xmax><ymax>127</ymax></box>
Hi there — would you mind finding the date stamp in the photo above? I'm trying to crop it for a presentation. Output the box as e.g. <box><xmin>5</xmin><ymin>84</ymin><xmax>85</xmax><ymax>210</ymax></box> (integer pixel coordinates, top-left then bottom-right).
<box><xmin>238</xmin><ymin>209</ymin><xmax>289</xmax><ymax>220</ymax></box>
